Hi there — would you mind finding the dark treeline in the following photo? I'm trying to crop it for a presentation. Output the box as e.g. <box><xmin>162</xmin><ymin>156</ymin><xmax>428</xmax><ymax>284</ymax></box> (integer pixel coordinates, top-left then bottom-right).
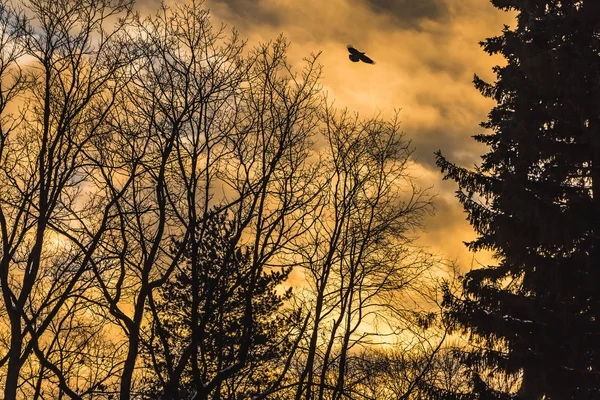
<box><xmin>1</xmin><ymin>0</ymin><xmax>599</xmax><ymax>399</ymax></box>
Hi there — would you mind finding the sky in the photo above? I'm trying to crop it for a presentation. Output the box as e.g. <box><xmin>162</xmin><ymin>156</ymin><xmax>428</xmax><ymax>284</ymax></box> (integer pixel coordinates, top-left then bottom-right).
<box><xmin>142</xmin><ymin>0</ymin><xmax>515</xmax><ymax>271</ymax></box>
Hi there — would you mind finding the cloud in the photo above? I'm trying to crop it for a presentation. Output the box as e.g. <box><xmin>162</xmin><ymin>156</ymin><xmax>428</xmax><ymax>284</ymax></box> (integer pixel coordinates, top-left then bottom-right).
<box><xmin>207</xmin><ymin>0</ymin><xmax>283</xmax><ymax>27</ymax></box>
<box><xmin>136</xmin><ymin>0</ymin><xmax>513</xmax><ymax>270</ymax></box>
<box><xmin>361</xmin><ymin>0</ymin><xmax>449</xmax><ymax>29</ymax></box>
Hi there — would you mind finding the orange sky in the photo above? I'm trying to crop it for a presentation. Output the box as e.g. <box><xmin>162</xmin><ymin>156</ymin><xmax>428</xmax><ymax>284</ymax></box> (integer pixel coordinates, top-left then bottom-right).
<box><xmin>141</xmin><ymin>0</ymin><xmax>515</xmax><ymax>272</ymax></box>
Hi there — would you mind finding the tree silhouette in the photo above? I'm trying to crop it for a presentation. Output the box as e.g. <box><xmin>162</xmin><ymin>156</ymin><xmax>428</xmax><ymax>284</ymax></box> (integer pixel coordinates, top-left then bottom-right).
<box><xmin>140</xmin><ymin>211</ymin><xmax>298</xmax><ymax>399</ymax></box>
<box><xmin>436</xmin><ymin>0</ymin><xmax>600</xmax><ymax>398</ymax></box>
<box><xmin>0</xmin><ymin>0</ymin><xmax>443</xmax><ymax>398</ymax></box>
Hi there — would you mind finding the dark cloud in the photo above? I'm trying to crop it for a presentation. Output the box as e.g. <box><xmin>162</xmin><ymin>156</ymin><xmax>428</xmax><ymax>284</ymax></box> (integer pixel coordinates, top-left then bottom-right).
<box><xmin>409</xmin><ymin>125</ymin><xmax>487</xmax><ymax>171</ymax></box>
<box><xmin>423</xmin><ymin>193</ymin><xmax>465</xmax><ymax>232</ymax></box>
<box><xmin>135</xmin><ymin>0</ymin><xmax>166</xmax><ymax>14</ymax></box>
<box><xmin>207</xmin><ymin>0</ymin><xmax>283</xmax><ymax>27</ymax></box>
<box><xmin>362</xmin><ymin>0</ymin><xmax>449</xmax><ymax>29</ymax></box>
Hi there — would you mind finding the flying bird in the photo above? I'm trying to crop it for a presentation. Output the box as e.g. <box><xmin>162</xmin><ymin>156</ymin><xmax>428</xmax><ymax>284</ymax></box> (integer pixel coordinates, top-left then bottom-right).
<box><xmin>347</xmin><ymin>45</ymin><xmax>375</xmax><ymax>64</ymax></box>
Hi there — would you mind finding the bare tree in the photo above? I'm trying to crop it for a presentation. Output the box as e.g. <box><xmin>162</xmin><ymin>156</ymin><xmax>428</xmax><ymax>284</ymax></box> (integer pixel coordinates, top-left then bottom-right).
<box><xmin>0</xmin><ymin>0</ymin><xmax>133</xmax><ymax>398</ymax></box>
<box><xmin>0</xmin><ymin>1</ymin><xmax>450</xmax><ymax>399</ymax></box>
<box><xmin>0</xmin><ymin>2</ymin><xmax>30</xmax><ymax>394</ymax></box>
<box><xmin>78</xmin><ymin>3</ymin><xmax>241</xmax><ymax>396</ymax></box>
<box><xmin>285</xmin><ymin>108</ymin><xmax>434</xmax><ymax>400</ymax></box>
<box><xmin>80</xmin><ymin>2</ymin><xmax>322</xmax><ymax>399</ymax></box>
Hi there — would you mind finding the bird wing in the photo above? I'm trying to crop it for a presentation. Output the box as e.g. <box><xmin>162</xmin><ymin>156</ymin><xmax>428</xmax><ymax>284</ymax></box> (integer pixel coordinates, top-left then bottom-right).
<box><xmin>347</xmin><ymin>45</ymin><xmax>361</xmax><ymax>55</ymax></box>
<box><xmin>359</xmin><ymin>53</ymin><xmax>375</xmax><ymax>64</ymax></box>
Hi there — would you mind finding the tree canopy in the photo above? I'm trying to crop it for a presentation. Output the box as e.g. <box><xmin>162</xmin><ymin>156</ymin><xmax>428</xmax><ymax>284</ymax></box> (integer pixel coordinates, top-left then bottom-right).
<box><xmin>0</xmin><ymin>1</ymin><xmax>440</xmax><ymax>399</ymax></box>
<box><xmin>437</xmin><ymin>0</ymin><xmax>600</xmax><ymax>398</ymax></box>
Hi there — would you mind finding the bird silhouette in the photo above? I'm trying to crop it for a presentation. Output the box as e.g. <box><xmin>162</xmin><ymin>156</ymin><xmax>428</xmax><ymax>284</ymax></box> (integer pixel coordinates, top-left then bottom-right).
<box><xmin>347</xmin><ymin>45</ymin><xmax>375</xmax><ymax>64</ymax></box>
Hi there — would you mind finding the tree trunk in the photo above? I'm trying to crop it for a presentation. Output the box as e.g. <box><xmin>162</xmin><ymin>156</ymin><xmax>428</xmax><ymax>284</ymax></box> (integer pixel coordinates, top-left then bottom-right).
<box><xmin>4</xmin><ymin>310</ymin><xmax>22</xmax><ymax>400</ymax></box>
<box><xmin>120</xmin><ymin>295</ymin><xmax>147</xmax><ymax>400</ymax></box>
<box><xmin>120</xmin><ymin>325</ymin><xmax>139</xmax><ymax>400</ymax></box>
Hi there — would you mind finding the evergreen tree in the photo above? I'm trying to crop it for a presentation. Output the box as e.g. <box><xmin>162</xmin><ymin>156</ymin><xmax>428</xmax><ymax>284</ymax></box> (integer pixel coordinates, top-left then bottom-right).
<box><xmin>436</xmin><ymin>1</ymin><xmax>600</xmax><ymax>398</ymax></box>
<box><xmin>141</xmin><ymin>212</ymin><xmax>298</xmax><ymax>399</ymax></box>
